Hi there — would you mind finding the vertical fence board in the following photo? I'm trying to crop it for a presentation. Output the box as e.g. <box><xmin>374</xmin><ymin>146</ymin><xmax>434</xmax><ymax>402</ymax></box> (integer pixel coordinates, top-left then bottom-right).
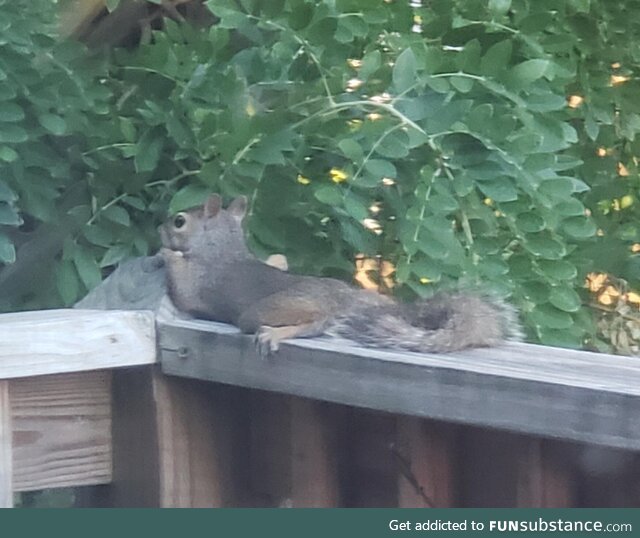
<box><xmin>249</xmin><ymin>391</ymin><xmax>292</xmax><ymax>506</ymax></box>
<box><xmin>395</xmin><ymin>417</ymin><xmax>458</xmax><ymax>507</ymax></box>
<box><xmin>0</xmin><ymin>381</ymin><xmax>12</xmax><ymax>507</ymax></box>
<box><xmin>291</xmin><ymin>397</ymin><xmax>345</xmax><ymax>507</ymax></box>
<box><xmin>345</xmin><ymin>409</ymin><xmax>397</xmax><ymax>507</ymax></box>
<box><xmin>152</xmin><ymin>374</ymin><xmax>248</xmax><ymax>507</ymax></box>
<box><xmin>516</xmin><ymin>439</ymin><xmax>575</xmax><ymax>507</ymax></box>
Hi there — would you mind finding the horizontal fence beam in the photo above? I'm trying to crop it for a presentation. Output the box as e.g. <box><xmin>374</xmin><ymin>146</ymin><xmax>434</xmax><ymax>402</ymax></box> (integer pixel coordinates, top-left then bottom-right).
<box><xmin>0</xmin><ymin>309</ymin><xmax>156</xmax><ymax>379</ymax></box>
<box><xmin>158</xmin><ymin>318</ymin><xmax>640</xmax><ymax>451</ymax></box>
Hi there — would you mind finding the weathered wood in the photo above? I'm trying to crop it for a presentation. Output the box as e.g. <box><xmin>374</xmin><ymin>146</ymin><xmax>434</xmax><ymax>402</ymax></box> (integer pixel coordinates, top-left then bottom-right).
<box><xmin>249</xmin><ymin>391</ymin><xmax>292</xmax><ymax>506</ymax></box>
<box><xmin>515</xmin><ymin>439</ymin><xmax>575</xmax><ymax>507</ymax></box>
<box><xmin>158</xmin><ymin>318</ymin><xmax>640</xmax><ymax>451</ymax></box>
<box><xmin>153</xmin><ymin>374</ymin><xmax>246</xmax><ymax>507</ymax></box>
<box><xmin>110</xmin><ymin>367</ymin><xmax>248</xmax><ymax>508</ymax></box>
<box><xmin>459</xmin><ymin>428</ymin><xmax>521</xmax><ymax>507</ymax></box>
<box><xmin>346</xmin><ymin>409</ymin><xmax>397</xmax><ymax>507</ymax></box>
<box><xmin>291</xmin><ymin>398</ymin><xmax>344</xmax><ymax>507</ymax></box>
<box><xmin>396</xmin><ymin>418</ymin><xmax>458</xmax><ymax>507</ymax></box>
<box><xmin>0</xmin><ymin>310</ymin><xmax>156</xmax><ymax>379</ymax></box>
<box><xmin>0</xmin><ymin>381</ymin><xmax>12</xmax><ymax>507</ymax></box>
<box><xmin>108</xmin><ymin>367</ymin><xmax>161</xmax><ymax>507</ymax></box>
<box><xmin>11</xmin><ymin>371</ymin><xmax>112</xmax><ymax>492</ymax></box>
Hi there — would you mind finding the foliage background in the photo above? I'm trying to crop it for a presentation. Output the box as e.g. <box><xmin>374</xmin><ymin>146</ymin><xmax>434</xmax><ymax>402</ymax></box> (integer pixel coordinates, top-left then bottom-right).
<box><xmin>2</xmin><ymin>0</ymin><xmax>640</xmax><ymax>353</ymax></box>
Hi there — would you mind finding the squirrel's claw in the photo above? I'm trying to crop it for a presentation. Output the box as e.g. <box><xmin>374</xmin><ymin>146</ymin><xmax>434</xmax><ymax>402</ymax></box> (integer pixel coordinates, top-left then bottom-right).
<box><xmin>254</xmin><ymin>326</ymin><xmax>281</xmax><ymax>358</ymax></box>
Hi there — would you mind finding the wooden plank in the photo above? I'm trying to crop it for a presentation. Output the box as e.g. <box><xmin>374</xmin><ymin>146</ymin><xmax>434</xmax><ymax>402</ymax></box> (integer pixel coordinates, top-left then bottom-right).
<box><xmin>107</xmin><ymin>367</ymin><xmax>161</xmax><ymax>507</ymax></box>
<box><xmin>153</xmin><ymin>374</ymin><xmax>247</xmax><ymax>507</ymax></box>
<box><xmin>0</xmin><ymin>309</ymin><xmax>156</xmax><ymax>379</ymax></box>
<box><xmin>515</xmin><ymin>439</ymin><xmax>575</xmax><ymax>507</ymax></box>
<box><xmin>249</xmin><ymin>391</ymin><xmax>292</xmax><ymax>506</ymax></box>
<box><xmin>291</xmin><ymin>398</ymin><xmax>344</xmax><ymax>507</ymax></box>
<box><xmin>345</xmin><ymin>409</ymin><xmax>397</xmax><ymax>507</ymax></box>
<box><xmin>0</xmin><ymin>381</ymin><xmax>12</xmax><ymax>507</ymax></box>
<box><xmin>395</xmin><ymin>418</ymin><xmax>458</xmax><ymax>507</ymax></box>
<box><xmin>11</xmin><ymin>371</ymin><xmax>112</xmax><ymax>492</ymax></box>
<box><xmin>158</xmin><ymin>318</ymin><xmax>640</xmax><ymax>450</ymax></box>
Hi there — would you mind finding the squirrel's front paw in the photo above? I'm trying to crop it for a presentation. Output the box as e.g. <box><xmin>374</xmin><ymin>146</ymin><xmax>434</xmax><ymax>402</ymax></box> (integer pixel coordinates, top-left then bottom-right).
<box><xmin>254</xmin><ymin>326</ymin><xmax>281</xmax><ymax>357</ymax></box>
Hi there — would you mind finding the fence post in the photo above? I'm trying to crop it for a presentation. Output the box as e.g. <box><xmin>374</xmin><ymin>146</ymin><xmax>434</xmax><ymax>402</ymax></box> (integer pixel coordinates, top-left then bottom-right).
<box><xmin>0</xmin><ymin>381</ymin><xmax>12</xmax><ymax>507</ymax></box>
<box><xmin>291</xmin><ymin>397</ymin><xmax>345</xmax><ymax>507</ymax></box>
<box><xmin>395</xmin><ymin>417</ymin><xmax>458</xmax><ymax>507</ymax></box>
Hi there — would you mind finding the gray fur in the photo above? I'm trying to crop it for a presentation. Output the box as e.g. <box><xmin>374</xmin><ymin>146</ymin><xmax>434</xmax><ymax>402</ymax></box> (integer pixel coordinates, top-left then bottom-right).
<box><xmin>327</xmin><ymin>292</ymin><xmax>522</xmax><ymax>353</ymax></box>
<box><xmin>159</xmin><ymin>196</ymin><xmax>522</xmax><ymax>354</ymax></box>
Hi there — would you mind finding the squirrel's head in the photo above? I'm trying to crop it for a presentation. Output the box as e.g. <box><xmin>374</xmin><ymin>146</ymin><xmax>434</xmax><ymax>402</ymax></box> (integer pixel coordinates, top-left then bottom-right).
<box><xmin>159</xmin><ymin>194</ymin><xmax>249</xmax><ymax>259</ymax></box>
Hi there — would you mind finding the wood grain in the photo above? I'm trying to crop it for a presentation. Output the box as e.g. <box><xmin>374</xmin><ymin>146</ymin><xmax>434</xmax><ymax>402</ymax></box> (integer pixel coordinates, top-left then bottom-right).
<box><xmin>158</xmin><ymin>318</ymin><xmax>640</xmax><ymax>450</ymax></box>
<box><xmin>396</xmin><ymin>418</ymin><xmax>458</xmax><ymax>507</ymax></box>
<box><xmin>291</xmin><ymin>397</ymin><xmax>344</xmax><ymax>507</ymax></box>
<box><xmin>0</xmin><ymin>309</ymin><xmax>156</xmax><ymax>379</ymax></box>
<box><xmin>11</xmin><ymin>371</ymin><xmax>112</xmax><ymax>492</ymax></box>
<box><xmin>0</xmin><ymin>381</ymin><xmax>12</xmax><ymax>507</ymax></box>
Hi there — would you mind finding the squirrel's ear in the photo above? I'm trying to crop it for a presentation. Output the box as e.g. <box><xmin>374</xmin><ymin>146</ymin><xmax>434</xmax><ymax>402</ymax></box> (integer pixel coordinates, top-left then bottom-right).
<box><xmin>228</xmin><ymin>195</ymin><xmax>248</xmax><ymax>221</ymax></box>
<box><xmin>203</xmin><ymin>194</ymin><xmax>222</xmax><ymax>218</ymax></box>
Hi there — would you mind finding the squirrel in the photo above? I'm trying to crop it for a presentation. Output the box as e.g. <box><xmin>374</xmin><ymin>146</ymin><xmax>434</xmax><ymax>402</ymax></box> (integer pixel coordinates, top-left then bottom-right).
<box><xmin>158</xmin><ymin>194</ymin><xmax>521</xmax><ymax>355</ymax></box>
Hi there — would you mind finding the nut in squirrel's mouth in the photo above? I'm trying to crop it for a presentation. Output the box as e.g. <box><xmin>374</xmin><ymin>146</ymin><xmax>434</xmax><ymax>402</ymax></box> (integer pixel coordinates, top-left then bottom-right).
<box><xmin>160</xmin><ymin>246</ymin><xmax>185</xmax><ymax>258</ymax></box>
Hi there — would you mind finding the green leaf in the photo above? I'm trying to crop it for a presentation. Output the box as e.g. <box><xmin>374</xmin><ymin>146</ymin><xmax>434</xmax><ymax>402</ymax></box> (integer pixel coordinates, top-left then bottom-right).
<box><xmin>480</xmin><ymin>40</ymin><xmax>512</xmax><ymax>76</ymax></box>
<box><xmin>359</xmin><ymin>50</ymin><xmax>381</xmax><ymax>80</ymax></box>
<box><xmin>521</xmin><ymin>280</ymin><xmax>551</xmax><ymax>303</ymax></box>
<box><xmin>0</xmin><ymin>124</ymin><xmax>27</xmax><ymax>143</ymax></box>
<box><xmin>247</xmin><ymin>130</ymin><xmax>295</xmax><ymax>165</ymax></box>
<box><xmin>554</xmin><ymin>199</ymin><xmax>586</xmax><ymax>216</ymax></box>
<box><xmin>102</xmin><ymin>205</ymin><xmax>130</xmax><ymax>226</ymax></box>
<box><xmin>507</xmin><ymin>59</ymin><xmax>551</xmax><ymax>87</ymax></box>
<box><xmin>135</xmin><ymin>128</ymin><xmax>164</xmax><ymax>172</ymax></box>
<box><xmin>488</xmin><ymin>0</ymin><xmax>511</xmax><ymax>16</ymax></box>
<box><xmin>478</xmin><ymin>179</ymin><xmax>518</xmax><ymax>202</ymax></box>
<box><xmin>169</xmin><ymin>184</ymin><xmax>211</xmax><ymax>213</ymax></box>
<box><xmin>338</xmin><ymin>139</ymin><xmax>363</xmax><ymax>163</ymax></box>
<box><xmin>548</xmin><ymin>285</ymin><xmax>582</xmax><ymax>312</ymax></box>
<box><xmin>561</xmin><ymin>216</ymin><xmax>596</xmax><ymax>239</ymax></box>
<box><xmin>73</xmin><ymin>248</ymin><xmax>102</xmax><ymax>290</ymax></box>
<box><xmin>0</xmin><ymin>102</ymin><xmax>24</xmax><ymax>122</ymax></box>
<box><xmin>314</xmin><ymin>185</ymin><xmax>343</xmax><ymax>205</ymax></box>
<box><xmin>536</xmin><ymin>260</ymin><xmax>577</xmax><ymax>280</ymax></box>
<box><xmin>364</xmin><ymin>159</ymin><xmax>396</xmax><ymax>179</ymax></box>
<box><xmin>343</xmin><ymin>194</ymin><xmax>368</xmax><ymax>221</ymax></box>
<box><xmin>0</xmin><ymin>146</ymin><xmax>18</xmax><ymax>162</ymax></box>
<box><xmin>515</xmin><ymin>212</ymin><xmax>545</xmax><ymax>233</ymax></box>
<box><xmin>0</xmin><ymin>180</ymin><xmax>16</xmax><ymax>202</ymax></box>
<box><xmin>0</xmin><ymin>232</ymin><xmax>15</xmax><ymax>264</ymax></box>
<box><xmin>100</xmin><ymin>244</ymin><xmax>131</xmax><ymax>268</ymax></box>
<box><xmin>524</xmin><ymin>234</ymin><xmax>567</xmax><ymax>259</ymax></box>
<box><xmin>450</xmin><ymin>76</ymin><xmax>474</xmax><ymax>93</ymax></box>
<box><xmin>393</xmin><ymin>48</ymin><xmax>418</xmax><ymax>94</ymax></box>
<box><xmin>39</xmin><ymin>113</ymin><xmax>67</xmax><ymax>135</ymax></box>
<box><xmin>530</xmin><ymin>304</ymin><xmax>574</xmax><ymax>329</ymax></box>
<box><xmin>375</xmin><ymin>131</ymin><xmax>410</xmax><ymax>159</ymax></box>
<box><xmin>83</xmin><ymin>225</ymin><xmax>113</xmax><ymax>248</ymax></box>
<box><xmin>55</xmin><ymin>261</ymin><xmax>80</xmax><ymax>305</ymax></box>
<box><xmin>0</xmin><ymin>202</ymin><xmax>21</xmax><ymax>225</ymax></box>
<box><xmin>106</xmin><ymin>0</ymin><xmax>121</xmax><ymax>12</ymax></box>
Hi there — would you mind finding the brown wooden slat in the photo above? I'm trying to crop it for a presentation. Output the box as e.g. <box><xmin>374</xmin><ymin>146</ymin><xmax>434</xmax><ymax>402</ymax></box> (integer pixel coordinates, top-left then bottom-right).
<box><xmin>395</xmin><ymin>417</ymin><xmax>458</xmax><ymax>507</ymax></box>
<box><xmin>11</xmin><ymin>371</ymin><xmax>111</xmax><ymax>492</ymax></box>
<box><xmin>291</xmin><ymin>398</ymin><xmax>345</xmax><ymax>507</ymax></box>
<box><xmin>0</xmin><ymin>381</ymin><xmax>12</xmax><ymax>507</ymax></box>
<box><xmin>159</xmin><ymin>318</ymin><xmax>640</xmax><ymax>451</ymax></box>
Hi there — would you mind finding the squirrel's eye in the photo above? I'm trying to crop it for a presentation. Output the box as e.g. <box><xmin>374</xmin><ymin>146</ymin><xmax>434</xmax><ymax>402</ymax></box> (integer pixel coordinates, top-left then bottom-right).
<box><xmin>173</xmin><ymin>214</ymin><xmax>186</xmax><ymax>229</ymax></box>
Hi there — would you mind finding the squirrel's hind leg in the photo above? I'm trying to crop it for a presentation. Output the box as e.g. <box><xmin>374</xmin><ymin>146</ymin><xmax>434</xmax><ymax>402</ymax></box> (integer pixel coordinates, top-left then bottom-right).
<box><xmin>255</xmin><ymin>320</ymin><xmax>328</xmax><ymax>357</ymax></box>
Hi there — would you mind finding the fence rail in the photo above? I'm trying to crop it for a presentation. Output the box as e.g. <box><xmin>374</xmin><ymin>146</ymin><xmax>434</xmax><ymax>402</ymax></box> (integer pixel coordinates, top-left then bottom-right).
<box><xmin>0</xmin><ymin>308</ymin><xmax>638</xmax><ymax>507</ymax></box>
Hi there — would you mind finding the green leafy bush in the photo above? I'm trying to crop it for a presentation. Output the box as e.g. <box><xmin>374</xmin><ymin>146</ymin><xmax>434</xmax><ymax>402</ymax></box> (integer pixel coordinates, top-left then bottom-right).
<box><xmin>4</xmin><ymin>0</ymin><xmax>640</xmax><ymax>351</ymax></box>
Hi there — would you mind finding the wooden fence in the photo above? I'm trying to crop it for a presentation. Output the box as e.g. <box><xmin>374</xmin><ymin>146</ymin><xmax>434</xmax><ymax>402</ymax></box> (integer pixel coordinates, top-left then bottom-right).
<box><xmin>1</xmin><ymin>308</ymin><xmax>639</xmax><ymax>507</ymax></box>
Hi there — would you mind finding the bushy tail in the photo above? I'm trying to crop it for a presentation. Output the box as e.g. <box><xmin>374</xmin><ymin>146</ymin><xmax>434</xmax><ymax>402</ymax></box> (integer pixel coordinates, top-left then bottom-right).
<box><xmin>327</xmin><ymin>292</ymin><xmax>521</xmax><ymax>353</ymax></box>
